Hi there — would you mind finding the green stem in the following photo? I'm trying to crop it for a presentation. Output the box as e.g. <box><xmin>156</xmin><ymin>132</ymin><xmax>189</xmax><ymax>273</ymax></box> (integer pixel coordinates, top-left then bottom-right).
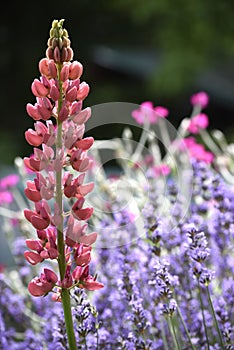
<box><xmin>177</xmin><ymin>305</ymin><xmax>196</xmax><ymax>350</ymax></box>
<box><xmin>160</xmin><ymin>317</ymin><xmax>169</xmax><ymax>350</ymax></box>
<box><xmin>206</xmin><ymin>285</ymin><xmax>225</xmax><ymax>349</ymax></box>
<box><xmin>55</xmin><ymin>64</ymin><xmax>77</xmax><ymax>350</ymax></box>
<box><xmin>61</xmin><ymin>288</ymin><xmax>77</xmax><ymax>350</ymax></box>
<box><xmin>197</xmin><ymin>282</ymin><xmax>210</xmax><ymax>350</ymax></box>
<box><xmin>168</xmin><ymin>316</ymin><xmax>181</xmax><ymax>350</ymax></box>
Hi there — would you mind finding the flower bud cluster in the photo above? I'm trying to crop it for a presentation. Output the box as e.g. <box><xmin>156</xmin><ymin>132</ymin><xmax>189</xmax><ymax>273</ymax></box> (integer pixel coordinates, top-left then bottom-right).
<box><xmin>46</xmin><ymin>19</ymin><xmax>73</xmax><ymax>63</ymax></box>
<box><xmin>23</xmin><ymin>20</ymin><xmax>103</xmax><ymax>298</ymax></box>
<box><xmin>149</xmin><ymin>259</ymin><xmax>178</xmax><ymax>317</ymax></box>
<box><xmin>186</xmin><ymin>224</ymin><xmax>213</xmax><ymax>286</ymax></box>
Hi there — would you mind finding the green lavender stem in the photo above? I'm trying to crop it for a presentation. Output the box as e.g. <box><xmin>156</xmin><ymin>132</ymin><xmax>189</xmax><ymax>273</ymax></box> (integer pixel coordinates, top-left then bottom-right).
<box><xmin>177</xmin><ymin>305</ymin><xmax>196</xmax><ymax>350</ymax></box>
<box><xmin>160</xmin><ymin>317</ymin><xmax>169</xmax><ymax>350</ymax></box>
<box><xmin>167</xmin><ymin>316</ymin><xmax>182</xmax><ymax>350</ymax></box>
<box><xmin>206</xmin><ymin>285</ymin><xmax>225</xmax><ymax>349</ymax></box>
<box><xmin>198</xmin><ymin>282</ymin><xmax>210</xmax><ymax>350</ymax></box>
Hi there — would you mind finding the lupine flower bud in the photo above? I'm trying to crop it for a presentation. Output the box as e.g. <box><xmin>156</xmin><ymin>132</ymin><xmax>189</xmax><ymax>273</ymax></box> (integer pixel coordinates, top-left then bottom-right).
<box><xmin>77</xmin><ymin>82</ymin><xmax>90</xmax><ymax>100</ymax></box>
<box><xmin>60</xmin><ymin>63</ymin><xmax>70</xmax><ymax>81</ymax></box>
<box><xmin>69</xmin><ymin>61</ymin><xmax>83</xmax><ymax>80</ymax></box>
<box><xmin>74</xmin><ymin>137</ymin><xmax>94</xmax><ymax>150</ymax></box>
<box><xmin>31</xmin><ymin>78</ymin><xmax>50</xmax><ymax>97</ymax></box>
<box><xmin>50</xmin><ymin>84</ymin><xmax>60</xmax><ymax>101</ymax></box>
<box><xmin>39</xmin><ymin>58</ymin><xmax>58</xmax><ymax>78</ymax></box>
<box><xmin>46</xmin><ymin>19</ymin><xmax>73</xmax><ymax>63</ymax></box>
<box><xmin>26</xmin><ymin>103</ymin><xmax>41</xmax><ymax>120</ymax></box>
<box><xmin>25</xmin><ymin>128</ymin><xmax>44</xmax><ymax>146</ymax></box>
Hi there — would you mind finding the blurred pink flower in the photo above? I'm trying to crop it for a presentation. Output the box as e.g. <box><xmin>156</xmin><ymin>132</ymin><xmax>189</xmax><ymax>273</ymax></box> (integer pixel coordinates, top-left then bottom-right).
<box><xmin>0</xmin><ymin>174</ymin><xmax>20</xmax><ymax>189</ymax></box>
<box><xmin>188</xmin><ymin>113</ymin><xmax>209</xmax><ymax>134</ymax></box>
<box><xmin>190</xmin><ymin>91</ymin><xmax>209</xmax><ymax>109</ymax></box>
<box><xmin>132</xmin><ymin>101</ymin><xmax>169</xmax><ymax>125</ymax></box>
<box><xmin>182</xmin><ymin>137</ymin><xmax>214</xmax><ymax>163</ymax></box>
<box><xmin>152</xmin><ymin>164</ymin><xmax>171</xmax><ymax>177</ymax></box>
<box><xmin>0</xmin><ymin>191</ymin><xmax>13</xmax><ymax>205</ymax></box>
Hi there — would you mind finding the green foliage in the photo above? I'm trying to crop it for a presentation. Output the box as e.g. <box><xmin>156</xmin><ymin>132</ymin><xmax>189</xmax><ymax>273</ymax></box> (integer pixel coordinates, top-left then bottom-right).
<box><xmin>107</xmin><ymin>0</ymin><xmax>234</xmax><ymax>94</ymax></box>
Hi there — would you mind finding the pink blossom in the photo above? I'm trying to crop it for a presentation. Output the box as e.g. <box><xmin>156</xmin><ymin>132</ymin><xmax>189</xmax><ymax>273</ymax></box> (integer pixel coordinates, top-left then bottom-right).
<box><xmin>72</xmin><ymin>206</ymin><xmax>93</xmax><ymax>221</ymax></box>
<box><xmin>39</xmin><ymin>58</ymin><xmax>57</xmax><ymax>79</ymax></box>
<box><xmin>61</xmin><ymin>265</ymin><xmax>73</xmax><ymax>288</ymax></box>
<box><xmin>155</xmin><ymin>106</ymin><xmax>169</xmax><ymax>118</ymax></box>
<box><xmin>69</xmin><ymin>61</ymin><xmax>83</xmax><ymax>80</ymax></box>
<box><xmin>25</xmin><ymin>120</ymin><xmax>55</xmax><ymax>147</ymax></box>
<box><xmin>77</xmin><ymin>82</ymin><xmax>90</xmax><ymax>100</ymax></box>
<box><xmin>74</xmin><ymin>137</ymin><xmax>94</xmax><ymax>150</ymax></box>
<box><xmin>50</xmin><ymin>83</ymin><xmax>60</xmax><ymax>101</ymax></box>
<box><xmin>74</xmin><ymin>244</ymin><xmax>92</xmax><ymax>266</ymax></box>
<box><xmin>132</xmin><ymin>101</ymin><xmax>169</xmax><ymax>125</ymax></box>
<box><xmin>78</xmin><ymin>266</ymin><xmax>104</xmax><ymax>291</ymax></box>
<box><xmin>182</xmin><ymin>137</ymin><xmax>214</xmax><ymax>163</ymax></box>
<box><xmin>58</xmin><ymin>101</ymin><xmax>70</xmax><ymax>121</ymax></box>
<box><xmin>24</xmin><ymin>251</ymin><xmax>44</xmax><ymax>265</ymax></box>
<box><xmin>70</xmin><ymin>151</ymin><xmax>90</xmax><ymax>172</ymax></box>
<box><xmin>28</xmin><ymin>268</ymin><xmax>58</xmax><ymax>297</ymax></box>
<box><xmin>25</xmin><ymin>181</ymin><xmax>42</xmax><ymax>202</ymax></box>
<box><xmin>24</xmin><ymin>200</ymin><xmax>51</xmax><ymax>230</ymax></box>
<box><xmin>0</xmin><ymin>191</ymin><xmax>13</xmax><ymax>205</ymax></box>
<box><xmin>65</xmin><ymin>78</ymin><xmax>80</xmax><ymax>102</ymax></box>
<box><xmin>190</xmin><ymin>91</ymin><xmax>209</xmax><ymax>109</ymax></box>
<box><xmin>188</xmin><ymin>113</ymin><xmax>209</xmax><ymax>134</ymax></box>
<box><xmin>71</xmin><ymin>106</ymin><xmax>91</xmax><ymax>125</ymax></box>
<box><xmin>65</xmin><ymin>216</ymin><xmax>97</xmax><ymax>246</ymax></box>
<box><xmin>152</xmin><ymin>164</ymin><xmax>171</xmax><ymax>177</ymax></box>
<box><xmin>60</xmin><ymin>64</ymin><xmax>70</xmax><ymax>82</ymax></box>
<box><xmin>25</xmin><ymin>128</ymin><xmax>45</xmax><ymax>146</ymax></box>
<box><xmin>24</xmin><ymin>145</ymin><xmax>54</xmax><ymax>172</ymax></box>
<box><xmin>0</xmin><ymin>174</ymin><xmax>20</xmax><ymax>189</ymax></box>
<box><xmin>72</xmin><ymin>266</ymin><xmax>83</xmax><ymax>281</ymax></box>
<box><xmin>31</xmin><ymin>77</ymin><xmax>50</xmax><ymax>97</ymax></box>
<box><xmin>24</xmin><ymin>231</ymin><xmax>58</xmax><ymax>264</ymax></box>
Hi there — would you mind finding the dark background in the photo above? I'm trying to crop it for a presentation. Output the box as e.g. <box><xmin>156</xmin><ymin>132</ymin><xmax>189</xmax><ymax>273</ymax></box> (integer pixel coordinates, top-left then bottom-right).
<box><xmin>1</xmin><ymin>0</ymin><xmax>234</xmax><ymax>166</ymax></box>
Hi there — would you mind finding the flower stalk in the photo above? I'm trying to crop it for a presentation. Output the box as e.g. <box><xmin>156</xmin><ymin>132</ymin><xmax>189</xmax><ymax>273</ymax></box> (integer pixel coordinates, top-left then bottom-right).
<box><xmin>206</xmin><ymin>285</ymin><xmax>225</xmax><ymax>349</ymax></box>
<box><xmin>198</xmin><ymin>282</ymin><xmax>210</xmax><ymax>350</ymax></box>
<box><xmin>23</xmin><ymin>19</ymin><xmax>104</xmax><ymax>349</ymax></box>
<box><xmin>167</xmin><ymin>315</ymin><xmax>181</xmax><ymax>350</ymax></box>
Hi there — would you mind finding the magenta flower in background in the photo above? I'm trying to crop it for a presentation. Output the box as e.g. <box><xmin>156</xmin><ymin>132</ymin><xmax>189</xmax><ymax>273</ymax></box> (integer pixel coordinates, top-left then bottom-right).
<box><xmin>150</xmin><ymin>164</ymin><xmax>171</xmax><ymax>177</ymax></box>
<box><xmin>0</xmin><ymin>191</ymin><xmax>13</xmax><ymax>205</ymax></box>
<box><xmin>182</xmin><ymin>137</ymin><xmax>214</xmax><ymax>163</ymax></box>
<box><xmin>132</xmin><ymin>101</ymin><xmax>169</xmax><ymax>125</ymax></box>
<box><xmin>190</xmin><ymin>91</ymin><xmax>209</xmax><ymax>109</ymax></box>
<box><xmin>188</xmin><ymin>113</ymin><xmax>209</xmax><ymax>134</ymax></box>
<box><xmin>0</xmin><ymin>174</ymin><xmax>20</xmax><ymax>189</ymax></box>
